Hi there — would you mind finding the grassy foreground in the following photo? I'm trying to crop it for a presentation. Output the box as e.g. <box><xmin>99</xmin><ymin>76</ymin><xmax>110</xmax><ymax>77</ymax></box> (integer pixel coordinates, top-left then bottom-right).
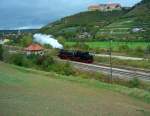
<box><xmin>0</xmin><ymin>61</ymin><xmax>150</xmax><ymax>116</ymax></box>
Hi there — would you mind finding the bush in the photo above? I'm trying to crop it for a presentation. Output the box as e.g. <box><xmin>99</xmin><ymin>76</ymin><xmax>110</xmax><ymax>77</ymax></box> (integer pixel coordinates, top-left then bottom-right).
<box><xmin>25</xmin><ymin>54</ymin><xmax>74</xmax><ymax>76</ymax></box>
<box><xmin>135</xmin><ymin>46</ymin><xmax>144</xmax><ymax>53</ymax></box>
<box><xmin>73</xmin><ymin>42</ymin><xmax>90</xmax><ymax>51</ymax></box>
<box><xmin>52</xmin><ymin>62</ymin><xmax>75</xmax><ymax>76</ymax></box>
<box><xmin>0</xmin><ymin>45</ymin><xmax>3</xmax><ymax>60</ymax></box>
<box><xmin>2</xmin><ymin>49</ymin><xmax>10</xmax><ymax>63</ymax></box>
<box><xmin>129</xmin><ymin>77</ymin><xmax>140</xmax><ymax>88</ymax></box>
<box><xmin>9</xmin><ymin>54</ymin><xmax>25</xmax><ymax>66</ymax></box>
<box><xmin>146</xmin><ymin>44</ymin><xmax>150</xmax><ymax>53</ymax></box>
<box><xmin>41</xmin><ymin>55</ymin><xmax>55</xmax><ymax>70</ymax></box>
<box><xmin>133</xmin><ymin>46</ymin><xmax>144</xmax><ymax>57</ymax></box>
<box><xmin>5</xmin><ymin>53</ymin><xmax>33</xmax><ymax>67</ymax></box>
<box><xmin>118</xmin><ymin>44</ymin><xmax>130</xmax><ymax>52</ymax></box>
<box><xmin>62</xmin><ymin>62</ymin><xmax>75</xmax><ymax>76</ymax></box>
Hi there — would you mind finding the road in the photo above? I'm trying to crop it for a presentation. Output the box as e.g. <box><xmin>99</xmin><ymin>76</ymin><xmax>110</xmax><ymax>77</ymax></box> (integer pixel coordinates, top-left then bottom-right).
<box><xmin>93</xmin><ymin>54</ymin><xmax>144</xmax><ymax>61</ymax></box>
<box><xmin>69</xmin><ymin>61</ymin><xmax>150</xmax><ymax>81</ymax></box>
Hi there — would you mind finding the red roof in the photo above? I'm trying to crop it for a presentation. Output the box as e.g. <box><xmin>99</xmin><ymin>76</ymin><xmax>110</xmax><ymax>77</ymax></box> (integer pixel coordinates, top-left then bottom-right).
<box><xmin>24</xmin><ymin>44</ymin><xmax>43</xmax><ymax>51</ymax></box>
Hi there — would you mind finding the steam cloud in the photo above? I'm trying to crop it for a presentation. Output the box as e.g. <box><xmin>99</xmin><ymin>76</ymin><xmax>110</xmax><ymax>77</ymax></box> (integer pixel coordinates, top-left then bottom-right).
<box><xmin>33</xmin><ymin>33</ymin><xmax>63</xmax><ymax>49</ymax></box>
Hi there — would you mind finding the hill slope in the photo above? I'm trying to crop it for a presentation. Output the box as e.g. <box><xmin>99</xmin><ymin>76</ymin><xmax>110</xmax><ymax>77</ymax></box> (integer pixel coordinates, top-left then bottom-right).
<box><xmin>40</xmin><ymin>0</ymin><xmax>150</xmax><ymax>41</ymax></box>
<box><xmin>0</xmin><ymin>61</ymin><xmax>150</xmax><ymax>115</ymax></box>
<box><xmin>40</xmin><ymin>10</ymin><xmax>127</xmax><ymax>36</ymax></box>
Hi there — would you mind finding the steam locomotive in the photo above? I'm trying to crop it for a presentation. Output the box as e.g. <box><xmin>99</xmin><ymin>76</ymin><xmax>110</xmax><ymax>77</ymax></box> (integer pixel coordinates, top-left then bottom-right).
<box><xmin>58</xmin><ymin>49</ymin><xmax>94</xmax><ymax>63</ymax></box>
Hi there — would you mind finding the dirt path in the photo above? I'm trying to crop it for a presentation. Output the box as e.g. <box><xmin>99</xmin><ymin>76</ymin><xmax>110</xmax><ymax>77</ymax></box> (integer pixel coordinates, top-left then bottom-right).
<box><xmin>94</xmin><ymin>54</ymin><xmax>144</xmax><ymax>60</ymax></box>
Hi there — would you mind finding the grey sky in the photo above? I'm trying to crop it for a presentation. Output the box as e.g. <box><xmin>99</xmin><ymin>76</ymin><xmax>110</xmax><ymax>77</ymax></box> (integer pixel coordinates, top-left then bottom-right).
<box><xmin>0</xmin><ymin>0</ymin><xmax>142</xmax><ymax>29</ymax></box>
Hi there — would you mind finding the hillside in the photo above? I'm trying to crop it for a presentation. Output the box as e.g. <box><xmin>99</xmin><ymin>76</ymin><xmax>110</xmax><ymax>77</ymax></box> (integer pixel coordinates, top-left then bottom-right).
<box><xmin>40</xmin><ymin>10</ymin><xmax>127</xmax><ymax>38</ymax></box>
<box><xmin>126</xmin><ymin>0</ymin><xmax>150</xmax><ymax>19</ymax></box>
<box><xmin>97</xmin><ymin>0</ymin><xmax>150</xmax><ymax>41</ymax></box>
<box><xmin>0</xmin><ymin>61</ymin><xmax>150</xmax><ymax>115</ymax></box>
<box><xmin>40</xmin><ymin>0</ymin><xmax>150</xmax><ymax>41</ymax></box>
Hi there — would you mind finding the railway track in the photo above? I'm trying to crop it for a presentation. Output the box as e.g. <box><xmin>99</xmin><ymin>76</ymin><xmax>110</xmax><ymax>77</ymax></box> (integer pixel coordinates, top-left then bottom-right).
<box><xmin>3</xmin><ymin>45</ymin><xmax>150</xmax><ymax>81</ymax></box>
<box><xmin>69</xmin><ymin>61</ymin><xmax>150</xmax><ymax>81</ymax></box>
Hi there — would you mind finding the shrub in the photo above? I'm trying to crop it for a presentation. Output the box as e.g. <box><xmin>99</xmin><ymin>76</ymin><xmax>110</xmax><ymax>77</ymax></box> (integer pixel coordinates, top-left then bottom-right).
<box><xmin>62</xmin><ymin>62</ymin><xmax>75</xmax><ymax>76</ymax></box>
<box><xmin>9</xmin><ymin>54</ymin><xmax>24</xmax><ymax>66</ymax></box>
<box><xmin>135</xmin><ymin>46</ymin><xmax>144</xmax><ymax>53</ymax></box>
<box><xmin>129</xmin><ymin>77</ymin><xmax>140</xmax><ymax>88</ymax></box>
<box><xmin>52</xmin><ymin>62</ymin><xmax>75</xmax><ymax>76</ymax></box>
<box><xmin>2</xmin><ymin>49</ymin><xmax>10</xmax><ymax>63</ymax></box>
<box><xmin>133</xmin><ymin>46</ymin><xmax>144</xmax><ymax>57</ymax></box>
<box><xmin>118</xmin><ymin>44</ymin><xmax>130</xmax><ymax>52</ymax></box>
<box><xmin>4</xmin><ymin>53</ymin><xmax>33</xmax><ymax>67</ymax></box>
<box><xmin>0</xmin><ymin>45</ymin><xmax>3</xmax><ymax>60</ymax></box>
<box><xmin>41</xmin><ymin>55</ymin><xmax>55</xmax><ymax>69</ymax></box>
<box><xmin>145</xmin><ymin>44</ymin><xmax>150</xmax><ymax>59</ymax></box>
<box><xmin>73</xmin><ymin>42</ymin><xmax>90</xmax><ymax>51</ymax></box>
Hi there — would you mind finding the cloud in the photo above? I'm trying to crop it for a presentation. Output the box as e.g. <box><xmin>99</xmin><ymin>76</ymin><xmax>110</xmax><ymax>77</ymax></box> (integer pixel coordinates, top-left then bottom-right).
<box><xmin>0</xmin><ymin>0</ymin><xmax>142</xmax><ymax>29</ymax></box>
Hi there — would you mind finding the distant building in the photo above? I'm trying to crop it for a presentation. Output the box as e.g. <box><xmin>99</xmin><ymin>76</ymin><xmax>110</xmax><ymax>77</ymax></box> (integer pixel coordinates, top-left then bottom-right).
<box><xmin>132</xmin><ymin>28</ymin><xmax>144</xmax><ymax>33</ymax></box>
<box><xmin>24</xmin><ymin>44</ymin><xmax>44</xmax><ymax>56</ymax></box>
<box><xmin>77</xmin><ymin>32</ymin><xmax>91</xmax><ymax>39</ymax></box>
<box><xmin>88</xmin><ymin>3</ymin><xmax>122</xmax><ymax>11</ymax></box>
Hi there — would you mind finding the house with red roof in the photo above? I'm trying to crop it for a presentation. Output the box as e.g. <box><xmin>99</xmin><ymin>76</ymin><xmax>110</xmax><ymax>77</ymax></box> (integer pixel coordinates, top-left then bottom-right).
<box><xmin>24</xmin><ymin>44</ymin><xmax>44</xmax><ymax>55</ymax></box>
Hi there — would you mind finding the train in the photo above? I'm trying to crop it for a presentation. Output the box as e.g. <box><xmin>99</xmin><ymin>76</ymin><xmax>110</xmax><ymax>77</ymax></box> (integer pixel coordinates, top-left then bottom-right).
<box><xmin>58</xmin><ymin>49</ymin><xmax>94</xmax><ymax>63</ymax></box>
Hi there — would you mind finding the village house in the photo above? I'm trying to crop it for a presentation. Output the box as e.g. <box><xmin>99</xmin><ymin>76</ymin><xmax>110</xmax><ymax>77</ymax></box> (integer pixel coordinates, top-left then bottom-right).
<box><xmin>24</xmin><ymin>44</ymin><xmax>44</xmax><ymax>56</ymax></box>
<box><xmin>77</xmin><ymin>32</ymin><xmax>91</xmax><ymax>39</ymax></box>
<box><xmin>88</xmin><ymin>3</ymin><xmax>122</xmax><ymax>11</ymax></box>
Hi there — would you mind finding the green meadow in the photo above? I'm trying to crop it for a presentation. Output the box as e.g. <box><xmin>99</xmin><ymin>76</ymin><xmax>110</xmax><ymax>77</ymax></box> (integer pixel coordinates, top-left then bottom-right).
<box><xmin>65</xmin><ymin>41</ymin><xmax>149</xmax><ymax>49</ymax></box>
<box><xmin>0</xmin><ymin>61</ymin><xmax>150</xmax><ymax>116</ymax></box>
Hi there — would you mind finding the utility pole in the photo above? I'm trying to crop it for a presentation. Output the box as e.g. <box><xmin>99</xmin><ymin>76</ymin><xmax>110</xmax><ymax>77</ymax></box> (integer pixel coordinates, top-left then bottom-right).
<box><xmin>109</xmin><ymin>39</ymin><xmax>113</xmax><ymax>83</ymax></box>
<box><xmin>147</xmin><ymin>42</ymin><xmax>150</xmax><ymax>60</ymax></box>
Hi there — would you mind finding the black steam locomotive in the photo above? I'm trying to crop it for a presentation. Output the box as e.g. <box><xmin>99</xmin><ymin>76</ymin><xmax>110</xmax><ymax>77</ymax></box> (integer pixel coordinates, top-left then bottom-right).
<box><xmin>58</xmin><ymin>49</ymin><xmax>94</xmax><ymax>63</ymax></box>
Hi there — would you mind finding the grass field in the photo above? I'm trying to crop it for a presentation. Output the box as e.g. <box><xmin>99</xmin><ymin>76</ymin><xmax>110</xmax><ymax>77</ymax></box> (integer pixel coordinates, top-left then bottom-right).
<box><xmin>0</xmin><ymin>61</ymin><xmax>150</xmax><ymax>116</ymax></box>
<box><xmin>65</xmin><ymin>41</ymin><xmax>150</xmax><ymax>49</ymax></box>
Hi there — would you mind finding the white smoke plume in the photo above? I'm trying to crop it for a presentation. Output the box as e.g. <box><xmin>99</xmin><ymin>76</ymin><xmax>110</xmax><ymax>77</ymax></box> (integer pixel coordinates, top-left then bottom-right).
<box><xmin>33</xmin><ymin>33</ymin><xmax>63</xmax><ymax>49</ymax></box>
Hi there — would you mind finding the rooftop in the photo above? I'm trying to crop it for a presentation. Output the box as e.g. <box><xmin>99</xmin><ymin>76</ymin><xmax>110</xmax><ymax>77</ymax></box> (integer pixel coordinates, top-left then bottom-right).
<box><xmin>88</xmin><ymin>3</ymin><xmax>121</xmax><ymax>8</ymax></box>
<box><xmin>24</xmin><ymin>44</ymin><xmax>43</xmax><ymax>51</ymax></box>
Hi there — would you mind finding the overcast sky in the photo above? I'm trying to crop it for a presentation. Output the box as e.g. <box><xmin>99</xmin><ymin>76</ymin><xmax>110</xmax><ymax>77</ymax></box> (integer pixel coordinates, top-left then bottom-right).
<box><xmin>0</xmin><ymin>0</ymin><xmax>142</xmax><ymax>30</ymax></box>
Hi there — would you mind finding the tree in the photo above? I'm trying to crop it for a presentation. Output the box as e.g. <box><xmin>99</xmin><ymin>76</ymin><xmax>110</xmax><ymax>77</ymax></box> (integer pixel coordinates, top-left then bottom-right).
<box><xmin>0</xmin><ymin>44</ymin><xmax>3</xmax><ymax>60</ymax></box>
<box><xmin>118</xmin><ymin>44</ymin><xmax>130</xmax><ymax>53</ymax></box>
<box><xmin>44</xmin><ymin>44</ymin><xmax>52</xmax><ymax>49</ymax></box>
<box><xmin>20</xmin><ymin>34</ymin><xmax>33</xmax><ymax>47</ymax></box>
<box><xmin>57</xmin><ymin>36</ymin><xmax>65</xmax><ymax>45</ymax></box>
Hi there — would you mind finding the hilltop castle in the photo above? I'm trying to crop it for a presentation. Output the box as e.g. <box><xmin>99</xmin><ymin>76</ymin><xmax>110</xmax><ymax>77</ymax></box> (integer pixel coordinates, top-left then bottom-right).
<box><xmin>88</xmin><ymin>3</ymin><xmax>122</xmax><ymax>11</ymax></box>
